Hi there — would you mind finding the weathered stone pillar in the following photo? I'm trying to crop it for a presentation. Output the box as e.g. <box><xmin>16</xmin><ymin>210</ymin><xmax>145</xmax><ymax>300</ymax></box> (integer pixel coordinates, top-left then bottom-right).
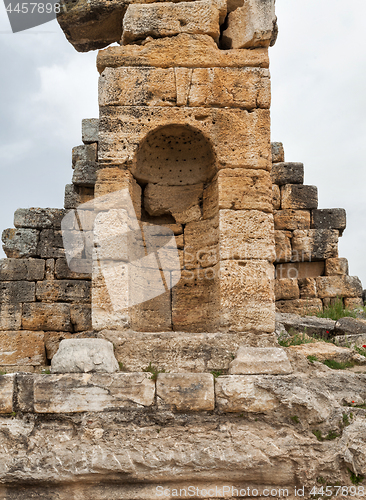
<box><xmin>92</xmin><ymin>31</ymin><xmax>276</xmax><ymax>333</ymax></box>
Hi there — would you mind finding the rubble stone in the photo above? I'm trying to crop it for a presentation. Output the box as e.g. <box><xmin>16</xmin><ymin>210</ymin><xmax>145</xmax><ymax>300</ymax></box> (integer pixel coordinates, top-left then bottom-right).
<box><xmin>271</xmin><ymin>162</ymin><xmax>304</xmax><ymax>185</ymax></box>
<box><xmin>0</xmin><ymin>281</ymin><xmax>35</xmax><ymax>303</ymax></box>
<box><xmin>276</xmin><ymin>299</ymin><xmax>323</xmax><ymax>315</ymax></box>
<box><xmin>14</xmin><ymin>208</ymin><xmax>66</xmax><ymax>230</ymax></box>
<box><xmin>122</xmin><ymin>1</ymin><xmax>220</xmax><ymax>45</ymax></box>
<box><xmin>64</xmin><ymin>184</ymin><xmax>94</xmax><ymax>209</ymax></box>
<box><xmin>292</xmin><ymin>229</ymin><xmax>338</xmax><ymax>261</ymax></box>
<box><xmin>289</xmin><ymin>341</ymin><xmax>366</xmax><ymax>365</ymax></box>
<box><xmin>344</xmin><ymin>298</ymin><xmax>364</xmax><ymax>309</ymax></box>
<box><xmin>0</xmin><ymin>331</ymin><xmax>45</xmax><ymax>366</ymax></box>
<box><xmin>274</xmin><ymin>209</ymin><xmax>310</xmax><ymax>230</ymax></box>
<box><xmin>276</xmin><ymin>312</ymin><xmax>336</xmax><ymax>338</ymax></box>
<box><xmin>2</xmin><ymin>228</ymin><xmax>39</xmax><ymax>258</ymax></box>
<box><xmin>72</xmin><ymin>143</ymin><xmax>97</xmax><ymax>166</ymax></box>
<box><xmin>36</xmin><ymin>280</ymin><xmax>91</xmax><ymax>303</ymax></box>
<box><xmin>215</xmin><ymin>375</ymin><xmax>278</xmax><ymax>412</ymax></box>
<box><xmin>335</xmin><ymin>317</ymin><xmax>366</xmax><ymax>336</ymax></box>
<box><xmin>34</xmin><ymin>373</ymin><xmax>155</xmax><ymax>412</ymax></box>
<box><xmin>271</xmin><ymin>142</ymin><xmax>284</xmax><ymax>163</ymax></box>
<box><xmin>281</xmin><ymin>184</ymin><xmax>318</xmax><ymax>210</ymax></box>
<box><xmin>274</xmin><ymin>278</ymin><xmax>299</xmax><ymax>300</ymax></box>
<box><xmin>72</xmin><ymin>161</ymin><xmax>100</xmax><ymax>187</ymax></box>
<box><xmin>298</xmin><ymin>277</ymin><xmax>317</xmax><ymax>298</ymax></box>
<box><xmin>0</xmin><ymin>303</ymin><xmax>22</xmax><ymax>331</ymax></box>
<box><xmin>311</xmin><ymin>208</ymin><xmax>346</xmax><ymax>233</ymax></box>
<box><xmin>0</xmin><ymin>374</ymin><xmax>15</xmax><ymax>413</ymax></box>
<box><xmin>325</xmin><ymin>257</ymin><xmax>349</xmax><ymax>276</ymax></box>
<box><xmin>22</xmin><ymin>303</ymin><xmax>72</xmax><ymax>332</ymax></box>
<box><xmin>37</xmin><ymin>229</ymin><xmax>65</xmax><ymax>259</ymax></box>
<box><xmin>221</xmin><ymin>0</ymin><xmax>276</xmax><ymax>49</ymax></box>
<box><xmin>51</xmin><ymin>338</ymin><xmax>119</xmax><ymax>373</ymax></box>
<box><xmin>157</xmin><ymin>373</ymin><xmax>215</xmax><ymax>411</ymax></box>
<box><xmin>70</xmin><ymin>304</ymin><xmax>92</xmax><ymax>331</ymax></box>
<box><xmin>0</xmin><ymin>258</ymin><xmax>45</xmax><ymax>281</ymax></box>
<box><xmin>274</xmin><ymin>230</ymin><xmax>292</xmax><ymax>263</ymax></box>
<box><xmin>316</xmin><ymin>276</ymin><xmax>363</xmax><ymax>299</ymax></box>
<box><xmin>229</xmin><ymin>347</ymin><xmax>292</xmax><ymax>375</ymax></box>
<box><xmin>82</xmin><ymin>118</ymin><xmax>98</xmax><ymax>144</ymax></box>
<box><xmin>55</xmin><ymin>257</ymin><xmax>91</xmax><ymax>280</ymax></box>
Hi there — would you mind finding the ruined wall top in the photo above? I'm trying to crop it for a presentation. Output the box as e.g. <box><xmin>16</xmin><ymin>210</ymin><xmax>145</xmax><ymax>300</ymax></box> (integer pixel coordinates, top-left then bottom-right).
<box><xmin>56</xmin><ymin>0</ymin><xmax>278</xmax><ymax>53</ymax></box>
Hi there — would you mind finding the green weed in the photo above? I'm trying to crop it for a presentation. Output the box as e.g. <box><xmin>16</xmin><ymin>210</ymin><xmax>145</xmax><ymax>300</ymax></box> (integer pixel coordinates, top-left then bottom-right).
<box><xmin>142</xmin><ymin>362</ymin><xmax>166</xmax><ymax>381</ymax></box>
<box><xmin>307</xmin><ymin>355</ymin><xmax>318</xmax><ymax>363</ymax></box>
<box><xmin>348</xmin><ymin>468</ymin><xmax>364</xmax><ymax>485</ymax></box>
<box><xmin>322</xmin><ymin>359</ymin><xmax>355</xmax><ymax>370</ymax></box>
<box><xmin>290</xmin><ymin>416</ymin><xmax>300</xmax><ymax>424</ymax></box>
<box><xmin>211</xmin><ymin>370</ymin><xmax>223</xmax><ymax>378</ymax></box>
<box><xmin>316</xmin><ymin>297</ymin><xmax>357</xmax><ymax>321</ymax></box>
<box><xmin>279</xmin><ymin>333</ymin><xmax>316</xmax><ymax>348</ymax></box>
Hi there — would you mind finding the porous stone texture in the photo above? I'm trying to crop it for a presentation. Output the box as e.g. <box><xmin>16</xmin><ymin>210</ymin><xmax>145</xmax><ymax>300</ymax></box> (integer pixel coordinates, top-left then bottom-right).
<box><xmin>281</xmin><ymin>184</ymin><xmax>318</xmax><ymax>210</ymax></box>
<box><xmin>276</xmin><ymin>299</ymin><xmax>323</xmax><ymax>316</ymax></box>
<box><xmin>271</xmin><ymin>162</ymin><xmax>304</xmax><ymax>185</ymax></box>
<box><xmin>291</xmin><ymin>229</ymin><xmax>338</xmax><ymax>261</ymax></box>
<box><xmin>51</xmin><ymin>338</ymin><xmax>119</xmax><ymax>373</ymax></box>
<box><xmin>311</xmin><ymin>208</ymin><xmax>347</xmax><ymax>233</ymax></box>
<box><xmin>99</xmin><ymin>330</ymin><xmax>277</xmax><ymax>373</ymax></box>
<box><xmin>2</xmin><ymin>228</ymin><xmax>39</xmax><ymax>258</ymax></box>
<box><xmin>72</xmin><ymin>160</ymin><xmax>100</xmax><ymax>187</ymax></box>
<box><xmin>157</xmin><ymin>373</ymin><xmax>215</xmax><ymax>411</ymax></box>
<box><xmin>274</xmin><ymin>278</ymin><xmax>299</xmax><ymax>300</ymax></box>
<box><xmin>316</xmin><ymin>276</ymin><xmax>363</xmax><ymax>299</ymax></box>
<box><xmin>122</xmin><ymin>1</ymin><xmax>221</xmax><ymax>45</ymax></box>
<box><xmin>229</xmin><ymin>347</ymin><xmax>292</xmax><ymax>375</ymax></box>
<box><xmin>97</xmin><ymin>34</ymin><xmax>269</xmax><ymax>72</ymax></box>
<box><xmin>0</xmin><ymin>258</ymin><xmax>45</xmax><ymax>281</ymax></box>
<box><xmin>0</xmin><ymin>331</ymin><xmax>46</xmax><ymax>366</ymax></box>
<box><xmin>274</xmin><ymin>209</ymin><xmax>310</xmax><ymax>230</ymax></box>
<box><xmin>100</xmin><ymin>106</ymin><xmax>271</xmax><ymax>171</ymax></box>
<box><xmin>325</xmin><ymin>257</ymin><xmax>349</xmax><ymax>276</ymax></box>
<box><xmin>222</xmin><ymin>0</ymin><xmax>277</xmax><ymax>49</ymax></box>
<box><xmin>100</xmin><ymin>66</ymin><xmax>271</xmax><ymax>110</ymax></box>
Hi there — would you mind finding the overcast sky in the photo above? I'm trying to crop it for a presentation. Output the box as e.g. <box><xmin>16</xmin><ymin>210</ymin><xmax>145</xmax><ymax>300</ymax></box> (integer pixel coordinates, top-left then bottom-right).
<box><xmin>0</xmin><ymin>0</ymin><xmax>365</xmax><ymax>288</ymax></box>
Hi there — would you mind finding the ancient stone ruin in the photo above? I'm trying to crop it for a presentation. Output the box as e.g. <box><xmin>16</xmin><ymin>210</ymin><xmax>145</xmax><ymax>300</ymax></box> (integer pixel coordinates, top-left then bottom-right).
<box><xmin>0</xmin><ymin>1</ymin><xmax>366</xmax><ymax>498</ymax></box>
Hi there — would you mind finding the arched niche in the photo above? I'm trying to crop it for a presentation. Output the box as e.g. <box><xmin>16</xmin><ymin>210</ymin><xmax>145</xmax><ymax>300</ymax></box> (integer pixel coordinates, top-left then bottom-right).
<box><xmin>132</xmin><ymin>124</ymin><xmax>216</xmax><ymax>186</ymax></box>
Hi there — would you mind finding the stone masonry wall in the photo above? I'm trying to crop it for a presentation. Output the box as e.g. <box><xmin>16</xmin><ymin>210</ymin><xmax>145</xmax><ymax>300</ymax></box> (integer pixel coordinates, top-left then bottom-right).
<box><xmin>272</xmin><ymin>142</ymin><xmax>363</xmax><ymax>315</ymax></box>
<box><xmin>0</xmin><ymin>121</ymin><xmax>97</xmax><ymax>372</ymax></box>
<box><xmin>0</xmin><ymin>124</ymin><xmax>363</xmax><ymax>371</ymax></box>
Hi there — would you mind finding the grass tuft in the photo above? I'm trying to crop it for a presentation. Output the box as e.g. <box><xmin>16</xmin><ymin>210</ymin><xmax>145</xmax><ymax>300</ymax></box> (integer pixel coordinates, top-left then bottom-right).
<box><xmin>348</xmin><ymin>468</ymin><xmax>364</xmax><ymax>485</ymax></box>
<box><xmin>322</xmin><ymin>359</ymin><xmax>355</xmax><ymax>370</ymax></box>
<box><xmin>316</xmin><ymin>297</ymin><xmax>357</xmax><ymax>321</ymax></box>
<box><xmin>142</xmin><ymin>362</ymin><xmax>166</xmax><ymax>381</ymax></box>
<box><xmin>279</xmin><ymin>333</ymin><xmax>316</xmax><ymax>347</ymax></box>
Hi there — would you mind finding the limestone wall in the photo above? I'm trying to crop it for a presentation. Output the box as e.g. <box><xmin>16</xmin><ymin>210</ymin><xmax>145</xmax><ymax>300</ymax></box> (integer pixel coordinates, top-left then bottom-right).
<box><xmin>272</xmin><ymin>142</ymin><xmax>363</xmax><ymax>315</ymax></box>
<box><xmin>0</xmin><ymin>127</ymin><xmax>363</xmax><ymax>371</ymax></box>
